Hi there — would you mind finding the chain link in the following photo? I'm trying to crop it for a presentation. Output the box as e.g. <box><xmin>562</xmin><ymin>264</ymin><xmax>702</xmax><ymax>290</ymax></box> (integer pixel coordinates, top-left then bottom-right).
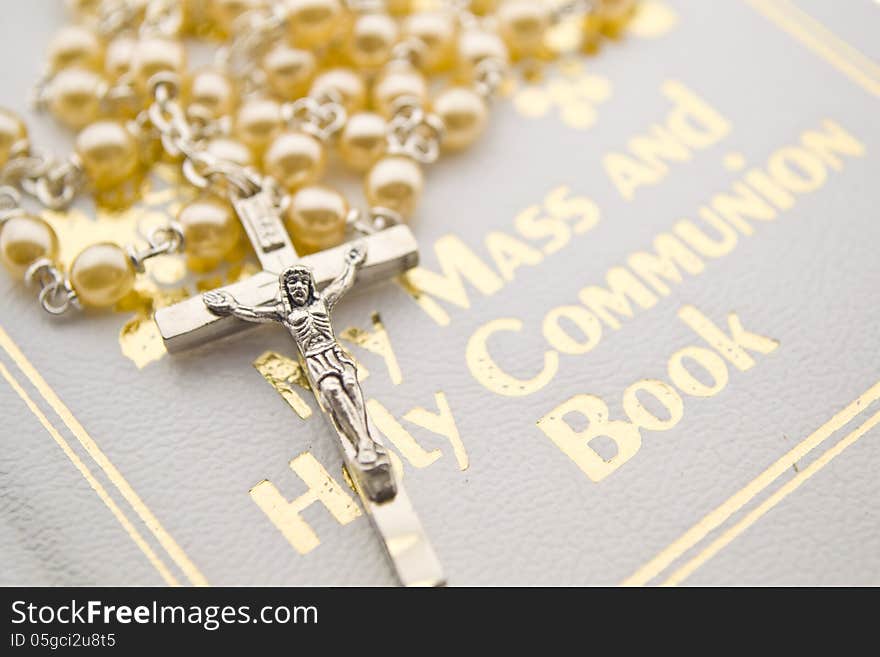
<box><xmin>25</xmin><ymin>258</ymin><xmax>79</xmax><ymax>315</ymax></box>
<box><xmin>281</xmin><ymin>90</ymin><xmax>348</xmax><ymax>143</ymax></box>
<box><xmin>386</xmin><ymin>97</ymin><xmax>446</xmax><ymax>164</ymax></box>
<box><xmin>127</xmin><ymin>221</ymin><xmax>185</xmax><ymax>272</ymax></box>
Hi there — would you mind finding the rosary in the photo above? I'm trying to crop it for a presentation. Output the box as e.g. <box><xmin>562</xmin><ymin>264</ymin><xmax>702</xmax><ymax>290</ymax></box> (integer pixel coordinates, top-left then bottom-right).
<box><xmin>0</xmin><ymin>0</ymin><xmax>637</xmax><ymax>586</ymax></box>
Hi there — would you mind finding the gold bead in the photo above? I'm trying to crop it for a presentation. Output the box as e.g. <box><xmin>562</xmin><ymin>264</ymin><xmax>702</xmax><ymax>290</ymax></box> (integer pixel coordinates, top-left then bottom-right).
<box><xmin>457</xmin><ymin>29</ymin><xmax>509</xmax><ymax>81</ymax></box>
<box><xmin>234</xmin><ymin>97</ymin><xmax>282</xmax><ymax>156</ymax></box>
<box><xmin>497</xmin><ymin>0</ymin><xmax>551</xmax><ymax>60</ymax></box>
<box><xmin>338</xmin><ymin>112</ymin><xmax>387</xmax><ymax>172</ymax></box>
<box><xmin>69</xmin><ymin>243</ymin><xmax>136</xmax><ymax>307</ymax></box>
<box><xmin>309</xmin><ymin>68</ymin><xmax>367</xmax><ymax>114</ymax></box>
<box><xmin>132</xmin><ymin>37</ymin><xmax>186</xmax><ymax>93</ymax></box>
<box><xmin>187</xmin><ymin>68</ymin><xmax>236</xmax><ymax>120</ymax></box>
<box><xmin>75</xmin><ymin>121</ymin><xmax>139</xmax><ymax>191</ymax></box>
<box><xmin>0</xmin><ymin>215</ymin><xmax>59</xmax><ymax>279</ymax></box>
<box><xmin>261</xmin><ymin>45</ymin><xmax>316</xmax><ymax>100</ymax></box>
<box><xmin>263</xmin><ymin>131</ymin><xmax>326</xmax><ymax>192</ymax></box>
<box><xmin>209</xmin><ymin>0</ymin><xmax>262</xmax><ymax>36</ymax></box>
<box><xmin>385</xmin><ymin>0</ymin><xmax>412</xmax><ymax>14</ymax></box>
<box><xmin>0</xmin><ymin>108</ymin><xmax>28</xmax><ymax>168</ymax></box>
<box><xmin>432</xmin><ymin>86</ymin><xmax>488</xmax><ymax>151</ymax></box>
<box><xmin>178</xmin><ymin>196</ymin><xmax>242</xmax><ymax>260</ymax></box>
<box><xmin>47</xmin><ymin>25</ymin><xmax>103</xmax><ymax>72</ymax></box>
<box><xmin>373</xmin><ymin>64</ymin><xmax>428</xmax><ymax>118</ymax></box>
<box><xmin>104</xmin><ymin>36</ymin><xmax>137</xmax><ymax>80</ymax></box>
<box><xmin>205</xmin><ymin>137</ymin><xmax>253</xmax><ymax>167</ymax></box>
<box><xmin>285</xmin><ymin>185</ymin><xmax>348</xmax><ymax>254</ymax></box>
<box><xmin>47</xmin><ymin>68</ymin><xmax>106</xmax><ymax>129</ymax></box>
<box><xmin>365</xmin><ymin>155</ymin><xmax>423</xmax><ymax>219</ymax></box>
<box><xmin>286</xmin><ymin>0</ymin><xmax>344</xmax><ymax>49</ymax></box>
<box><xmin>348</xmin><ymin>12</ymin><xmax>399</xmax><ymax>70</ymax></box>
<box><xmin>65</xmin><ymin>0</ymin><xmax>103</xmax><ymax>19</ymax></box>
<box><xmin>402</xmin><ymin>11</ymin><xmax>456</xmax><ymax>72</ymax></box>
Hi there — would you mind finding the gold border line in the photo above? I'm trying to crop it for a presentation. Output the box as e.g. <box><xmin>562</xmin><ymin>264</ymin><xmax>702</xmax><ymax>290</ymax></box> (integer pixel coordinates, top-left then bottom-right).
<box><xmin>622</xmin><ymin>380</ymin><xmax>880</xmax><ymax>586</ymax></box>
<box><xmin>0</xmin><ymin>362</ymin><xmax>179</xmax><ymax>586</ymax></box>
<box><xmin>0</xmin><ymin>325</ymin><xmax>209</xmax><ymax>587</ymax></box>
<box><xmin>661</xmin><ymin>408</ymin><xmax>880</xmax><ymax>585</ymax></box>
<box><xmin>745</xmin><ymin>0</ymin><xmax>880</xmax><ymax>97</ymax></box>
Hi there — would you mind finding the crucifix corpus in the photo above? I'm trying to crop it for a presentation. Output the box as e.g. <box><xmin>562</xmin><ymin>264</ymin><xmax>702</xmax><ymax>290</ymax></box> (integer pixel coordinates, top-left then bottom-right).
<box><xmin>154</xmin><ymin>188</ymin><xmax>444</xmax><ymax>587</ymax></box>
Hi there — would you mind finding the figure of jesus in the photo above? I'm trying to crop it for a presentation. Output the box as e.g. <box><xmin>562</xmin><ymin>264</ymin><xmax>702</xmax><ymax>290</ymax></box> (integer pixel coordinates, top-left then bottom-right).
<box><xmin>202</xmin><ymin>245</ymin><xmax>396</xmax><ymax>502</ymax></box>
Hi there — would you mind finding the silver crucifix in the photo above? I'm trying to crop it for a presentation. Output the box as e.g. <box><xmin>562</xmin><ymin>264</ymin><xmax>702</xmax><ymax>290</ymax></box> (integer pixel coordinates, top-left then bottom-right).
<box><xmin>155</xmin><ymin>187</ymin><xmax>444</xmax><ymax>587</ymax></box>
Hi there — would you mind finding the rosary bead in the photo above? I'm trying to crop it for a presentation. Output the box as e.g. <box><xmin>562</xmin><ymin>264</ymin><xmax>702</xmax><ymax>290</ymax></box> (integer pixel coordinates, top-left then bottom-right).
<box><xmin>348</xmin><ymin>12</ymin><xmax>399</xmax><ymax>71</ymax></box>
<box><xmin>373</xmin><ymin>64</ymin><xmax>428</xmax><ymax>118</ymax></box>
<box><xmin>261</xmin><ymin>45</ymin><xmax>316</xmax><ymax>100</ymax></box>
<box><xmin>456</xmin><ymin>29</ymin><xmax>509</xmax><ymax>82</ymax></box>
<box><xmin>132</xmin><ymin>37</ymin><xmax>186</xmax><ymax>93</ymax></box>
<box><xmin>0</xmin><ymin>215</ymin><xmax>59</xmax><ymax>279</ymax></box>
<box><xmin>47</xmin><ymin>68</ymin><xmax>106</xmax><ymax>129</ymax></box>
<box><xmin>234</xmin><ymin>97</ymin><xmax>282</xmax><ymax>156</ymax></box>
<box><xmin>178</xmin><ymin>196</ymin><xmax>241</xmax><ymax>260</ymax></box>
<box><xmin>402</xmin><ymin>11</ymin><xmax>456</xmax><ymax>72</ymax></box>
<box><xmin>186</xmin><ymin>68</ymin><xmax>236</xmax><ymax>120</ymax></box>
<box><xmin>497</xmin><ymin>0</ymin><xmax>551</xmax><ymax>60</ymax></box>
<box><xmin>432</xmin><ymin>86</ymin><xmax>488</xmax><ymax>151</ymax></box>
<box><xmin>69</xmin><ymin>242</ymin><xmax>135</xmax><ymax>307</ymax></box>
<box><xmin>385</xmin><ymin>0</ymin><xmax>413</xmax><ymax>14</ymax></box>
<box><xmin>75</xmin><ymin>120</ymin><xmax>139</xmax><ymax>191</ymax></box>
<box><xmin>47</xmin><ymin>25</ymin><xmax>103</xmax><ymax>72</ymax></box>
<box><xmin>205</xmin><ymin>137</ymin><xmax>253</xmax><ymax>167</ymax></box>
<box><xmin>285</xmin><ymin>185</ymin><xmax>348</xmax><ymax>254</ymax></box>
<box><xmin>209</xmin><ymin>0</ymin><xmax>262</xmax><ymax>36</ymax></box>
<box><xmin>596</xmin><ymin>0</ymin><xmax>638</xmax><ymax>34</ymax></box>
<box><xmin>286</xmin><ymin>0</ymin><xmax>344</xmax><ymax>49</ymax></box>
<box><xmin>104</xmin><ymin>36</ymin><xmax>137</xmax><ymax>80</ymax></box>
<box><xmin>338</xmin><ymin>112</ymin><xmax>387</xmax><ymax>172</ymax></box>
<box><xmin>65</xmin><ymin>0</ymin><xmax>103</xmax><ymax>18</ymax></box>
<box><xmin>263</xmin><ymin>131</ymin><xmax>326</xmax><ymax>192</ymax></box>
<box><xmin>309</xmin><ymin>68</ymin><xmax>367</xmax><ymax>113</ymax></box>
<box><xmin>469</xmin><ymin>0</ymin><xmax>498</xmax><ymax>15</ymax></box>
<box><xmin>365</xmin><ymin>155</ymin><xmax>423</xmax><ymax>219</ymax></box>
<box><xmin>0</xmin><ymin>109</ymin><xmax>28</xmax><ymax>168</ymax></box>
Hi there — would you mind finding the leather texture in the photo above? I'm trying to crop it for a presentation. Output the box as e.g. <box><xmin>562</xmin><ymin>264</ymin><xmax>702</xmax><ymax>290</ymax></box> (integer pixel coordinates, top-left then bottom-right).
<box><xmin>1</xmin><ymin>0</ymin><xmax>879</xmax><ymax>586</ymax></box>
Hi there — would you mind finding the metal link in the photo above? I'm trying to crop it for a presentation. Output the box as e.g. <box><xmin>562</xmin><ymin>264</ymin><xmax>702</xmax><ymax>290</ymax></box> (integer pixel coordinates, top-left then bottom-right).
<box><xmin>1</xmin><ymin>150</ymin><xmax>84</xmax><ymax>211</ymax></box>
<box><xmin>127</xmin><ymin>221</ymin><xmax>186</xmax><ymax>272</ymax></box>
<box><xmin>473</xmin><ymin>57</ymin><xmax>507</xmax><ymax>101</ymax></box>
<box><xmin>25</xmin><ymin>258</ymin><xmax>79</xmax><ymax>316</ymax></box>
<box><xmin>347</xmin><ymin>206</ymin><xmax>404</xmax><ymax>236</ymax></box>
<box><xmin>281</xmin><ymin>90</ymin><xmax>348</xmax><ymax>143</ymax></box>
<box><xmin>215</xmin><ymin>2</ymin><xmax>288</xmax><ymax>93</ymax></box>
<box><xmin>386</xmin><ymin>97</ymin><xmax>446</xmax><ymax>164</ymax></box>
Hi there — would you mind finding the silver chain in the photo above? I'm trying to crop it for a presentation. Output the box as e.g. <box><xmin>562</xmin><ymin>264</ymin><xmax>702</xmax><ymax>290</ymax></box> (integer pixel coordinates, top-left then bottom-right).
<box><xmin>281</xmin><ymin>90</ymin><xmax>348</xmax><ymax>143</ymax></box>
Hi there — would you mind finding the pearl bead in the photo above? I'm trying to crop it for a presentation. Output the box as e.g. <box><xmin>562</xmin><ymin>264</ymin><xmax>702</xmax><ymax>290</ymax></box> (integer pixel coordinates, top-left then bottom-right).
<box><xmin>234</xmin><ymin>97</ymin><xmax>282</xmax><ymax>156</ymax></box>
<box><xmin>263</xmin><ymin>131</ymin><xmax>326</xmax><ymax>192</ymax></box>
<box><xmin>497</xmin><ymin>0</ymin><xmax>551</xmax><ymax>59</ymax></box>
<box><xmin>132</xmin><ymin>37</ymin><xmax>186</xmax><ymax>93</ymax></box>
<box><xmin>104</xmin><ymin>36</ymin><xmax>136</xmax><ymax>80</ymax></box>
<box><xmin>457</xmin><ymin>29</ymin><xmax>508</xmax><ymax>81</ymax></box>
<box><xmin>285</xmin><ymin>185</ymin><xmax>348</xmax><ymax>254</ymax></box>
<box><xmin>597</xmin><ymin>0</ymin><xmax>637</xmax><ymax>33</ymax></box>
<box><xmin>286</xmin><ymin>0</ymin><xmax>344</xmax><ymax>49</ymax></box>
<box><xmin>338</xmin><ymin>112</ymin><xmax>387</xmax><ymax>172</ymax></box>
<box><xmin>432</xmin><ymin>86</ymin><xmax>488</xmax><ymax>151</ymax></box>
<box><xmin>348</xmin><ymin>13</ymin><xmax>399</xmax><ymax>70</ymax></box>
<box><xmin>69</xmin><ymin>242</ymin><xmax>136</xmax><ymax>307</ymax></box>
<box><xmin>47</xmin><ymin>68</ymin><xmax>106</xmax><ymax>129</ymax></box>
<box><xmin>0</xmin><ymin>109</ymin><xmax>27</xmax><ymax>168</ymax></box>
<box><xmin>65</xmin><ymin>0</ymin><xmax>103</xmax><ymax>19</ymax></box>
<box><xmin>309</xmin><ymin>68</ymin><xmax>366</xmax><ymax>113</ymax></box>
<box><xmin>0</xmin><ymin>215</ymin><xmax>59</xmax><ymax>279</ymax></box>
<box><xmin>209</xmin><ymin>0</ymin><xmax>262</xmax><ymax>36</ymax></box>
<box><xmin>365</xmin><ymin>155</ymin><xmax>423</xmax><ymax>219</ymax></box>
<box><xmin>402</xmin><ymin>11</ymin><xmax>456</xmax><ymax>71</ymax></box>
<box><xmin>187</xmin><ymin>68</ymin><xmax>236</xmax><ymax>119</ymax></box>
<box><xmin>205</xmin><ymin>137</ymin><xmax>253</xmax><ymax>167</ymax></box>
<box><xmin>373</xmin><ymin>65</ymin><xmax>428</xmax><ymax>118</ymax></box>
<box><xmin>261</xmin><ymin>46</ymin><xmax>316</xmax><ymax>99</ymax></box>
<box><xmin>468</xmin><ymin>0</ymin><xmax>497</xmax><ymax>15</ymax></box>
<box><xmin>75</xmin><ymin>121</ymin><xmax>139</xmax><ymax>191</ymax></box>
<box><xmin>385</xmin><ymin>0</ymin><xmax>412</xmax><ymax>14</ymax></box>
<box><xmin>47</xmin><ymin>25</ymin><xmax>103</xmax><ymax>72</ymax></box>
<box><xmin>178</xmin><ymin>197</ymin><xmax>241</xmax><ymax>260</ymax></box>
